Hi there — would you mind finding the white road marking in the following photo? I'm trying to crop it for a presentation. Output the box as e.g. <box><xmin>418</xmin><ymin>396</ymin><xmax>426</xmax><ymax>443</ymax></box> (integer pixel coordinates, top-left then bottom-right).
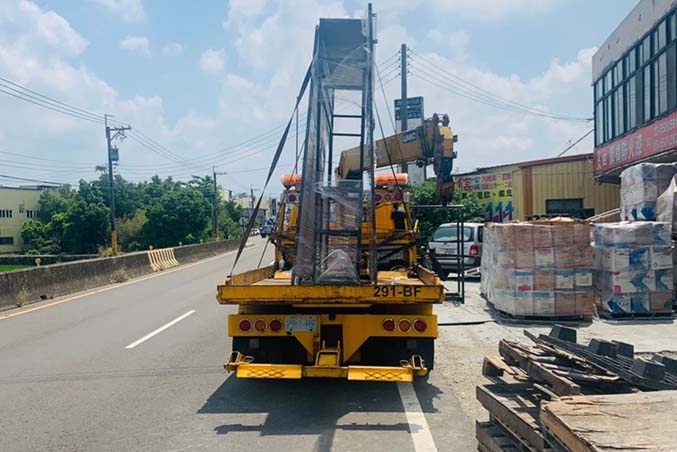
<box><xmin>125</xmin><ymin>310</ymin><xmax>196</xmax><ymax>349</ymax></box>
<box><xmin>397</xmin><ymin>382</ymin><xmax>438</xmax><ymax>452</ymax></box>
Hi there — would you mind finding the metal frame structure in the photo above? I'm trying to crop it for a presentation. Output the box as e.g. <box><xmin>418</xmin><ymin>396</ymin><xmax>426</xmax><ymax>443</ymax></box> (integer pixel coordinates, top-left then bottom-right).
<box><xmin>293</xmin><ymin>6</ymin><xmax>378</xmax><ymax>284</ymax></box>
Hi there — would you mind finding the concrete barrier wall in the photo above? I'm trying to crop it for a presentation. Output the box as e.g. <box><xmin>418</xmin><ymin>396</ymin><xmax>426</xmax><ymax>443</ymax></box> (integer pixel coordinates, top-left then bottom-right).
<box><xmin>0</xmin><ymin>254</ymin><xmax>98</xmax><ymax>266</ymax></box>
<box><xmin>0</xmin><ymin>239</ymin><xmax>243</xmax><ymax>312</ymax></box>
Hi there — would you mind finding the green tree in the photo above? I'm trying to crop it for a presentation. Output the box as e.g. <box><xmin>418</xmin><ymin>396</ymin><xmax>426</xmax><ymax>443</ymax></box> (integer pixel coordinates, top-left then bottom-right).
<box><xmin>143</xmin><ymin>187</ymin><xmax>211</xmax><ymax>247</ymax></box>
<box><xmin>117</xmin><ymin>210</ymin><xmax>148</xmax><ymax>251</ymax></box>
<box><xmin>410</xmin><ymin>180</ymin><xmax>484</xmax><ymax>243</ymax></box>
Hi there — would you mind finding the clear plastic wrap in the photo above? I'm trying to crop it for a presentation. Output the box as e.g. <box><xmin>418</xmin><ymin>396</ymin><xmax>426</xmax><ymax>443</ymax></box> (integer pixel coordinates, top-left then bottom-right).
<box><xmin>480</xmin><ymin>219</ymin><xmax>594</xmax><ymax>317</ymax></box>
<box><xmin>592</xmin><ymin>221</ymin><xmax>674</xmax><ymax>314</ymax></box>
<box><xmin>316</xmin><ymin>249</ymin><xmax>360</xmax><ymax>284</ymax></box>
<box><xmin>657</xmin><ymin>175</ymin><xmax>677</xmax><ymax>233</ymax></box>
<box><xmin>620</xmin><ymin>163</ymin><xmax>677</xmax><ymax>221</ymax></box>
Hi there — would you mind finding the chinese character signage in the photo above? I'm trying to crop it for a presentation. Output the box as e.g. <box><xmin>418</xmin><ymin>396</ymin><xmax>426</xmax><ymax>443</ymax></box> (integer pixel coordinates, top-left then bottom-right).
<box><xmin>594</xmin><ymin>111</ymin><xmax>677</xmax><ymax>175</ymax></box>
<box><xmin>456</xmin><ymin>171</ymin><xmax>514</xmax><ymax>222</ymax></box>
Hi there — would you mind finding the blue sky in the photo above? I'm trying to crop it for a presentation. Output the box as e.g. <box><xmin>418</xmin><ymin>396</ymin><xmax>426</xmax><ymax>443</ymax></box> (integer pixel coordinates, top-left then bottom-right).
<box><xmin>0</xmin><ymin>0</ymin><xmax>638</xmax><ymax>192</ymax></box>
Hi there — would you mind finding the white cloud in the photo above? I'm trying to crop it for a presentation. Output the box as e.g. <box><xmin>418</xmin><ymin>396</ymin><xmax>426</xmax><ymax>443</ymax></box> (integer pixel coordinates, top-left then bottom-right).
<box><xmin>375</xmin><ymin>0</ymin><xmax>555</xmax><ymax>21</ymax></box>
<box><xmin>89</xmin><ymin>0</ymin><xmax>144</xmax><ymax>23</ymax></box>
<box><xmin>119</xmin><ymin>35</ymin><xmax>150</xmax><ymax>56</ymax></box>
<box><xmin>161</xmin><ymin>42</ymin><xmax>183</xmax><ymax>57</ymax></box>
<box><xmin>199</xmin><ymin>48</ymin><xmax>226</xmax><ymax>74</ymax></box>
<box><xmin>225</xmin><ymin>0</ymin><xmax>267</xmax><ymax>25</ymax></box>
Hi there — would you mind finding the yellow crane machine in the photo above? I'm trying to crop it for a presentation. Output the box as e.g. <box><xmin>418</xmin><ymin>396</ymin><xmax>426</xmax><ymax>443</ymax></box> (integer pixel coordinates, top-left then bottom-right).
<box><xmin>216</xmin><ymin>6</ymin><xmax>458</xmax><ymax>382</ymax></box>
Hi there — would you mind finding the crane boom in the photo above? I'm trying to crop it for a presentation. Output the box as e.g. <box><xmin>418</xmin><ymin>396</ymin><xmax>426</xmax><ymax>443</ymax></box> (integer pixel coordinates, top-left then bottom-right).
<box><xmin>337</xmin><ymin>113</ymin><xmax>458</xmax><ymax>202</ymax></box>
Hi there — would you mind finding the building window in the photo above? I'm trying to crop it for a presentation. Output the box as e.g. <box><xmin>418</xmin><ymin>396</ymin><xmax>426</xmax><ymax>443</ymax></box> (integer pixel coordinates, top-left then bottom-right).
<box><xmin>616</xmin><ymin>87</ymin><xmax>625</xmax><ymax>135</ymax></box>
<box><xmin>595</xmin><ymin>102</ymin><xmax>603</xmax><ymax>145</ymax></box>
<box><xmin>0</xmin><ymin>237</ymin><xmax>13</xmax><ymax>245</ymax></box>
<box><xmin>672</xmin><ymin>14</ymin><xmax>676</xmax><ymax>42</ymax></box>
<box><xmin>0</xmin><ymin>209</ymin><xmax>12</xmax><ymax>218</ymax></box>
<box><xmin>546</xmin><ymin>199</ymin><xmax>587</xmax><ymax>218</ymax></box>
<box><xmin>642</xmin><ymin>35</ymin><xmax>651</xmax><ymax>63</ymax></box>
<box><xmin>644</xmin><ymin>65</ymin><xmax>652</xmax><ymax>122</ymax></box>
<box><xmin>656</xmin><ymin>52</ymin><xmax>668</xmax><ymax>115</ymax></box>
<box><xmin>627</xmin><ymin>77</ymin><xmax>637</xmax><ymax>129</ymax></box>
<box><xmin>658</xmin><ymin>20</ymin><xmax>667</xmax><ymax>51</ymax></box>
<box><xmin>670</xmin><ymin>43</ymin><xmax>677</xmax><ymax>110</ymax></box>
<box><xmin>26</xmin><ymin>210</ymin><xmax>36</xmax><ymax>219</ymax></box>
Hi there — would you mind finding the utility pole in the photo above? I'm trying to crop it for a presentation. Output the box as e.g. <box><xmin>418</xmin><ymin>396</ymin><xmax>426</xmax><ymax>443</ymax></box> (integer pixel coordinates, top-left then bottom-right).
<box><xmin>400</xmin><ymin>43</ymin><xmax>408</xmax><ymax>174</ymax></box>
<box><xmin>250</xmin><ymin>184</ymin><xmax>255</xmax><ymax>225</ymax></box>
<box><xmin>104</xmin><ymin>114</ymin><xmax>130</xmax><ymax>255</ymax></box>
<box><xmin>212</xmin><ymin>167</ymin><xmax>227</xmax><ymax>240</ymax></box>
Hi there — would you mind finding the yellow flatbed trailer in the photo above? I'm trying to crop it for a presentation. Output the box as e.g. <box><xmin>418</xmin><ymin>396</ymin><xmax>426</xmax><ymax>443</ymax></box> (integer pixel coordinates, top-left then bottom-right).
<box><xmin>217</xmin><ymin>266</ymin><xmax>443</xmax><ymax>382</ymax></box>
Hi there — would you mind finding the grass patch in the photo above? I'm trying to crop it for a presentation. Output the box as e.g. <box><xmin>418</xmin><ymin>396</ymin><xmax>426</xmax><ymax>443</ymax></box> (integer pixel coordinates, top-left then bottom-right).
<box><xmin>0</xmin><ymin>264</ymin><xmax>31</xmax><ymax>272</ymax></box>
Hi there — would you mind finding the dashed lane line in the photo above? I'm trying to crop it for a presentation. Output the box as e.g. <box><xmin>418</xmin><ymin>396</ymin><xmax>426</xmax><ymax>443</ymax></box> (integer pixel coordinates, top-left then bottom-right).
<box><xmin>125</xmin><ymin>310</ymin><xmax>196</xmax><ymax>349</ymax></box>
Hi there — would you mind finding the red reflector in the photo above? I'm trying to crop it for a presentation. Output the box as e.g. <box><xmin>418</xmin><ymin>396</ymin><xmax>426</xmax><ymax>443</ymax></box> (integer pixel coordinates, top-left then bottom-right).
<box><xmin>398</xmin><ymin>319</ymin><xmax>411</xmax><ymax>332</ymax></box>
<box><xmin>383</xmin><ymin>318</ymin><xmax>395</xmax><ymax>332</ymax></box>
<box><xmin>239</xmin><ymin>319</ymin><xmax>252</xmax><ymax>332</ymax></box>
<box><xmin>470</xmin><ymin>244</ymin><xmax>479</xmax><ymax>256</ymax></box>
<box><xmin>413</xmin><ymin>319</ymin><xmax>427</xmax><ymax>333</ymax></box>
<box><xmin>393</xmin><ymin>192</ymin><xmax>402</xmax><ymax>201</ymax></box>
<box><xmin>254</xmin><ymin>319</ymin><xmax>267</xmax><ymax>332</ymax></box>
<box><xmin>384</xmin><ymin>193</ymin><xmax>392</xmax><ymax>202</ymax></box>
<box><xmin>374</xmin><ymin>193</ymin><xmax>383</xmax><ymax>203</ymax></box>
<box><xmin>270</xmin><ymin>319</ymin><xmax>282</xmax><ymax>332</ymax></box>
<box><xmin>288</xmin><ymin>194</ymin><xmax>297</xmax><ymax>203</ymax></box>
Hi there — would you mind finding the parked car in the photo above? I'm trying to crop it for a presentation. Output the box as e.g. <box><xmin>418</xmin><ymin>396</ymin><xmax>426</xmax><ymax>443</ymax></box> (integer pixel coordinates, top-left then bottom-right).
<box><xmin>260</xmin><ymin>225</ymin><xmax>273</xmax><ymax>238</ymax></box>
<box><xmin>427</xmin><ymin>222</ymin><xmax>484</xmax><ymax>280</ymax></box>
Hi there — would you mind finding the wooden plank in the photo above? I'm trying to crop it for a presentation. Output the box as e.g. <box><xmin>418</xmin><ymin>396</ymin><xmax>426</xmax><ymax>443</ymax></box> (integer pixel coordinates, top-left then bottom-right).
<box><xmin>483</xmin><ymin>355</ymin><xmax>519</xmax><ymax>378</ymax></box>
<box><xmin>476</xmin><ymin>421</ymin><xmax>521</xmax><ymax>452</ymax></box>
<box><xmin>228</xmin><ymin>265</ymin><xmax>275</xmax><ymax>286</ymax></box>
<box><xmin>541</xmin><ymin>391</ymin><xmax>677</xmax><ymax>452</ymax></box>
<box><xmin>476</xmin><ymin>384</ymin><xmax>546</xmax><ymax>451</ymax></box>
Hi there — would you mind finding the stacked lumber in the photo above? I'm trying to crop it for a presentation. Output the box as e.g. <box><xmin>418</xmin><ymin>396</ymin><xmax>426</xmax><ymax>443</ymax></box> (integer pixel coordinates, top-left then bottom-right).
<box><xmin>476</xmin><ymin>326</ymin><xmax>677</xmax><ymax>451</ymax></box>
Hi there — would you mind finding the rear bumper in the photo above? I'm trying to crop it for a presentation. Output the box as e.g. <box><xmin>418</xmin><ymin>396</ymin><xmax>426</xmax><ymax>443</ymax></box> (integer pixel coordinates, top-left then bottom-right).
<box><xmin>433</xmin><ymin>256</ymin><xmax>479</xmax><ymax>270</ymax></box>
<box><xmin>225</xmin><ymin>352</ymin><xmax>427</xmax><ymax>382</ymax></box>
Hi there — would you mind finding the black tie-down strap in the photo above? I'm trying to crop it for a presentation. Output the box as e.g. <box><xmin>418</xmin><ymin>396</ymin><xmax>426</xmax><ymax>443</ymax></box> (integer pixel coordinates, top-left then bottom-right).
<box><xmin>228</xmin><ymin>64</ymin><xmax>312</xmax><ymax>278</ymax></box>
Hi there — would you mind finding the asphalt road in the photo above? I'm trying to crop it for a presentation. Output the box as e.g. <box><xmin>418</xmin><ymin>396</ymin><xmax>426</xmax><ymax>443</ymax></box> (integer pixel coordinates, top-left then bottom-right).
<box><xmin>0</xmin><ymin>238</ymin><xmax>475</xmax><ymax>452</ymax></box>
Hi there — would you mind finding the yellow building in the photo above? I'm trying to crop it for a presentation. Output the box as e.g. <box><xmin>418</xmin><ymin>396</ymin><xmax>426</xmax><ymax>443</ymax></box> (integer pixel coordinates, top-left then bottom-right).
<box><xmin>455</xmin><ymin>154</ymin><xmax>620</xmax><ymax>222</ymax></box>
<box><xmin>0</xmin><ymin>186</ymin><xmax>45</xmax><ymax>253</ymax></box>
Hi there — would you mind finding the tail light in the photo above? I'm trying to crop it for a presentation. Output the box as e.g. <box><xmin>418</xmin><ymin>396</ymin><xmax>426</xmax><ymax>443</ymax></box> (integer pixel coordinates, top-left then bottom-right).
<box><xmin>270</xmin><ymin>319</ymin><xmax>282</xmax><ymax>332</ymax></box>
<box><xmin>469</xmin><ymin>244</ymin><xmax>479</xmax><ymax>256</ymax></box>
<box><xmin>393</xmin><ymin>192</ymin><xmax>402</xmax><ymax>202</ymax></box>
<box><xmin>398</xmin><ymin>319</ymin><xmax>411</xmax><ymax>332</ymax></box>
<box><xmin>383</xmin><ymin>318</ymin><xmax>395</xmax><ymax>332</ymax></box>
<box><xmin>384</xmin><ymin>193</ymin><xmax>392</xmax><ymax>202</ymax></box>
<box><xmin>413</xmin><ymin>319</ymin><xmax>427</xmax><ymax>333</ymax></box>
<box><xmin>287</xmin><ymin>193</ymin><xmax>297</xmax><ymax>203</ymax></box>
<box><xmin>254</xmin><ymin>319</ymin><xmax>267</xmax><ymax>332</ymax></box>
<box><xmin>374</xmin><ymin>193</ymin><xmax>383</xmax><ymax>203</ymax></box>
<box><xmin>239</xmin><ymin>319</ymin><xmax>252</xmax><ymax>332</ymax></box>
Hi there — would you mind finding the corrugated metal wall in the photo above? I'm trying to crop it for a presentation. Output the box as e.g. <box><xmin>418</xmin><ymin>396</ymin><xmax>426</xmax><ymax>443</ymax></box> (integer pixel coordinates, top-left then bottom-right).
<box><xmin>512</xmin><ymin>158</ymin><xmax>620</xmax><ymax>220</ymax></box>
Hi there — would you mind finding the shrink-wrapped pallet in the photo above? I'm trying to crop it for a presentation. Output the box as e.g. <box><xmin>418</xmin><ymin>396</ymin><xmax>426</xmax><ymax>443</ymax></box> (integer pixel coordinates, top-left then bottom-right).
<box><xmin>657</xmin><ymin>175</ymin><xmax>677</xmax><ymax>233</ymax></box>
<box><xmin>620</xmin><ymin>163</ymin><xmax>677</xmax><ymax>221</ymax></box>
<box><xmin>593</xmin><ymin>222</ymin><xmax>674</xmax><ymax>314</ymax></box>
<box><xmin>481</xmin><ymin>219</ymin><xmax>593</xmax><ymax>317</ymax></box>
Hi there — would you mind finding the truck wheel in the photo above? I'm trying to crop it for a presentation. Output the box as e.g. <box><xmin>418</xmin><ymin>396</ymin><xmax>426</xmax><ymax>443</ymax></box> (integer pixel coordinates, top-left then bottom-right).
<box><xmin>416</xmin><ymin>338</ymin><xmax>434</xmax><ymax>371</ymax></box>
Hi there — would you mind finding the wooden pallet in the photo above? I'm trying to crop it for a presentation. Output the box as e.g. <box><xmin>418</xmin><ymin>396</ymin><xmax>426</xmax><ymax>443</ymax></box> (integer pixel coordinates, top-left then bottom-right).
<box><xmin>492</xmin><ymin>307</ymin><xmax>593</xmax><ymax>326</ymax></box>
<box><xmin>476</xmin><ymin>383</ymin><xmax>551</xmax><ymax>452</ymax></box>
<box><xmin>597</xmin><ymin>310</ymin><xmax>674</xmax><ymax>320</ymax></box>
<box><xmin>476</xmin><ymin>420</ymin><xmax>524</xmax><ymax>452</ymax></box>
<box><xmin>540</xmin><ymin>391</ymin><xmax>677</xmax><ymax>452</ymax></box>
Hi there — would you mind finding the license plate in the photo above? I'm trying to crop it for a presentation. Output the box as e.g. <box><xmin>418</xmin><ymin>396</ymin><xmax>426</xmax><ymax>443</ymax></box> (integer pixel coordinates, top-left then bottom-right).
<box><xmin>285</xmin><ymin>316</ymin><xmax>317</xmax><ymax>332</ymax></box>
<box><xmin>438</xmin><ymin>248</ymin><xmax>455</xmax><ymax>255</ymax></box>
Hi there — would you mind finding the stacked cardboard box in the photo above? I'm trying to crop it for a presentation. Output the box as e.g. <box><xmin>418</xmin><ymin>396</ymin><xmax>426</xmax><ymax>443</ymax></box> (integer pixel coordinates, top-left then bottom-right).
<box><xmin>620</xmin><ymin>163</ymin><xmax>677</xmax><ymax>221</ymax></box>
<box><xmin>592</xmin><ymin>222</ymin><xmax>673</xmax><ymax>314</ymax></box>
<box><xmin>480</xmin><ymin>219</ymin><xmax>593</xmax><ymax>317</ymax></box>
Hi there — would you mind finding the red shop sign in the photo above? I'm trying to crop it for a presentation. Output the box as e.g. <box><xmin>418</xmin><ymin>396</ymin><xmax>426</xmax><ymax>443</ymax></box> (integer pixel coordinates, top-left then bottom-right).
<box><xmin>594</xmin><ymin>110</ymin><xmax>677</xmax><ymax>175</ymax></box>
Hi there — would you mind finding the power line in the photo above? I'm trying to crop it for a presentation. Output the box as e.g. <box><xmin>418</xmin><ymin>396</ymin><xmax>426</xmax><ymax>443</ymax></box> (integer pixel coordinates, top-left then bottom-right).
<box><xmin>0</xmin><ymin>174</ymin><xmax>67</xmax><ymax>186</ymax></box>
<box><xmin>407</xmin><ymin>49</ymin><xmax>592</xmax><ymax>122</ymax></box>
<box><xmin>557</xmin><ymin>129</ymin><xmax>594</xmax><ymax>157</ymax></box>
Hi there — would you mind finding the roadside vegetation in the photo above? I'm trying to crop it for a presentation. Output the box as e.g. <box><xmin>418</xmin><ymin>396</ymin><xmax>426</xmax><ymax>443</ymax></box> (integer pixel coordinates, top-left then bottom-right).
<box><xmin>410</xmin><ymin>180</ymin><xmax>484</xmax><ymax>243</ymax></box>
<box><xmin>21</xmin><ymin>173</ymin><xmax>244</xmax><ymax>255</ymax></box>
<box><xmin>0</xmin><ymin>264</ymin><xmax>31</xmax><ymax>272</ymax></box>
